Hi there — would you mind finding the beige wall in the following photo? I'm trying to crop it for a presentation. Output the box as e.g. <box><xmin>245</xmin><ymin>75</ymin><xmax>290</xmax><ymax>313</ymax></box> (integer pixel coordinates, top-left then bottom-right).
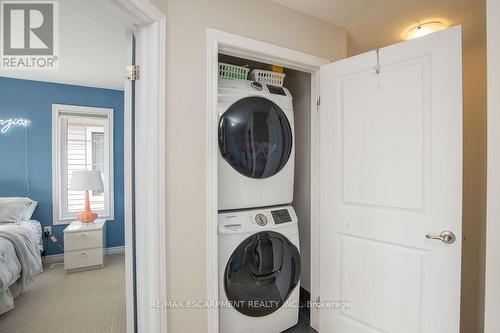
<box><xmin>485</xmin><ymin>0</ymin><xmax>500</xmax><ymax>331</ymax></box>
<box><xmin>461</xmin><ymin>39</ymin><xmax>487</xmax><ymax>333</ymax></box>
<box><xmin>344</xmin><ymin>0</ymin><xmax>485</xmax><ymax>58</ymax></box>
<box><xmin>149</xmin><ymin>0</ymin><xmax>346</xmax><ymax>331</ymax></box>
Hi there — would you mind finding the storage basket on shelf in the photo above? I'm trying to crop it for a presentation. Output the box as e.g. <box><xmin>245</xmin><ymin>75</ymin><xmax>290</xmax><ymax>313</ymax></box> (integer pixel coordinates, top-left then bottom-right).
<box><xmin>249</xmin><ymin>69</ymin><xmax>286</xmax><ymax>87</ymax></box>
<box><xmin>218</xmin><ymin>62</ymin><xmax>250</xmax><ymax>80</ymax></box>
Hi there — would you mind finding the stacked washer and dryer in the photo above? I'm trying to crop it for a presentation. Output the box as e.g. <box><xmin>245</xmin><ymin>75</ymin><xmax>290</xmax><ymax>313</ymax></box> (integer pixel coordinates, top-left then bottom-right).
<box><xmin>218</xmin><ymin>75</ymin><xmax>301</xmax><ymax>333</ymax></box>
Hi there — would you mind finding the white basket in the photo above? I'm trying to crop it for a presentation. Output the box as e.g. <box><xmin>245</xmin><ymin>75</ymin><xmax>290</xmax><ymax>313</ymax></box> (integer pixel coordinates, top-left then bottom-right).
<box><xmin>218</xmin><ymin>62</ymin><xmax>250</xmax><ymax>80</ymax></box>
<box><xmin>249</xmin><ymin>69</ymin><xmax>286</xmax><ymax>86</ymax></box>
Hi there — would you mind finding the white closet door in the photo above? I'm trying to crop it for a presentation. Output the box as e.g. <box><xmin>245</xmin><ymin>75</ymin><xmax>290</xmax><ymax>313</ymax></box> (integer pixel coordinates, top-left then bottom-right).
<box><xmin>319</xmin><ymin>26</ymin><xmax>462</xmax><ymax>333</ymax></box>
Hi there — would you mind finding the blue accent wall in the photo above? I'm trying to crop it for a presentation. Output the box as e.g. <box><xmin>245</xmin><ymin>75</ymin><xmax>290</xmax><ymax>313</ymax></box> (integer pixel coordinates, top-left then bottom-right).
<box><xmin>0</xmin><ymin>77</ymin><xmax>124</xmax><ymax>255</ymax></box>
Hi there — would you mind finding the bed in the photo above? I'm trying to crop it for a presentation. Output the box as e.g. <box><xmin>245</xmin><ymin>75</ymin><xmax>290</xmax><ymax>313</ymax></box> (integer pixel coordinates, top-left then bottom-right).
<box><xmin>0</xmin><ymin>220</ymin><xmax>43</xmax><ymax>314</ymax></box>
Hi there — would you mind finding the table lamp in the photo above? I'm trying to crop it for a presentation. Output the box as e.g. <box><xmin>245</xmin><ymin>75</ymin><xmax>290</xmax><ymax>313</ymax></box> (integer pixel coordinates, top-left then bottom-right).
<box><xmin>70</xmin><ymin>170</ymin><xmax>104</xmax><ymax>224</ymax></box>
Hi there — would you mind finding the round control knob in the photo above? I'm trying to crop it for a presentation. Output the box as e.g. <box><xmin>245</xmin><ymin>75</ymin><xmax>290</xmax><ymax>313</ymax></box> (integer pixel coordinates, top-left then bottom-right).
<box><xmin>255</xmin><ymin>214</ymin><xmax>268</xmax><ymax>226</ymax></box>
<box><xmin>250</xmin><ymin>81</ymin><xmax>263</xmax><ymax>91</ymax></box>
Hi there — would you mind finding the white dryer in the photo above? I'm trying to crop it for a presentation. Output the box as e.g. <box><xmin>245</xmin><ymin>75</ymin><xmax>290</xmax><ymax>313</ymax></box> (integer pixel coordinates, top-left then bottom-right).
<box><xmin>218</xmin><ymin>205</ymin><xmax>300</xmax><ymax>333</ymax></box>
<box><xmin>218</xmin><ymin>77</ymin><xmax>295</xmax><ymax>211</ymax></box>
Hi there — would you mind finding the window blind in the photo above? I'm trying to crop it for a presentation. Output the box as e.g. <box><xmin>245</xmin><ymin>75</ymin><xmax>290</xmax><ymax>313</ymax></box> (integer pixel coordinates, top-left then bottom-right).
<box><xmin>66</xmin><ymin>120</ymin><xmax>105</xmax><ymax>213</ymax></box>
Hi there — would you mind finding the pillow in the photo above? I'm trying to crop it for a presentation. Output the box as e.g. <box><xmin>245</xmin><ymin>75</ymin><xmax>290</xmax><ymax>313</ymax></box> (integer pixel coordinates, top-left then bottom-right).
<box><xmin>0</xmin><ymin>197</ymin><xmax>38</xmax><ymax>223</ymax></box>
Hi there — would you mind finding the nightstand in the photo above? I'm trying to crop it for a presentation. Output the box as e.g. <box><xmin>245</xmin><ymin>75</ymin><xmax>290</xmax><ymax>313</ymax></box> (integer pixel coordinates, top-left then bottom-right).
<box><xmin>63</xmin><ymin>219</ymin><xmax>106</xmax><ymax>273</ymax></box>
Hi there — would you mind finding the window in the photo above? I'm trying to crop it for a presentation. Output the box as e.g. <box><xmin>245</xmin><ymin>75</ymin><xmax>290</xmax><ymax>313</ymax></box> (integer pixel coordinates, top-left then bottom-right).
<box><xmin>52</xmin><ymin>104</ymin><xmax>114</xmax><ymax>224</ymax></box>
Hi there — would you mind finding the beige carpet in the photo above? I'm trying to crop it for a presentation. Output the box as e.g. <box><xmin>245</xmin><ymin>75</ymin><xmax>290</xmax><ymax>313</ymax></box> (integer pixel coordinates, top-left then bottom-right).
<box><xmin>0</xmin><ymin>253</ymin><xmax>126</xmax><ymax>333</ymax></box>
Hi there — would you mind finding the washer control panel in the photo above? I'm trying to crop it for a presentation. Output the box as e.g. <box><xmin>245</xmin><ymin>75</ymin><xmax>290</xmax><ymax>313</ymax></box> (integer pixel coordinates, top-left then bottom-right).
<box><xmin>218</xmin><ymin>205</ymin><xmax>297</xmax><ymax>234</ymax></box>
<box><xmin>271</xmin><ymin>209</ymin><xmax>292</xmax><ymax>224</ymax></box>
<box><xmin>255</xmin><ymin>213</ymin><xmax>268</xmax><ymax>226</ymax></box>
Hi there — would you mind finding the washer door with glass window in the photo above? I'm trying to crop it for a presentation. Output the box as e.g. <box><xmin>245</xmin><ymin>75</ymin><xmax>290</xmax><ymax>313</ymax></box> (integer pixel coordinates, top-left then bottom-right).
<box><xmin>224</xmin><ymin>231</ymin><xmax>301</xmax><ymax>317</ymax></box>
<box><xmin>218</xmin><ymin>96</ymin><xmax>293</xmax><ymax>179</ymax></box>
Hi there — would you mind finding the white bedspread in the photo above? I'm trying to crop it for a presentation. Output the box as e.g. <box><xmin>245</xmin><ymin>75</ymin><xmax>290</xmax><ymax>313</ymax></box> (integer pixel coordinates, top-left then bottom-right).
<box><xmin>26</xmin><ymin>220</ymin><xmax>43</xmax><ymax>251</ymax></box>
<box><xmin>0</xmin><ymin>222</ymin><xmax>42</xmax><ymax>314</ymax></box>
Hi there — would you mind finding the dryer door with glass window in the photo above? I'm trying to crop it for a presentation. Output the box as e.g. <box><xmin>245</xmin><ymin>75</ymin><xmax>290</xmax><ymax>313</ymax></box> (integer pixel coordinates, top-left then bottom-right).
<box><xmin>218</xmin><ymin>96</ymin><xmax>293</xmax><ymax>179</ymax></box>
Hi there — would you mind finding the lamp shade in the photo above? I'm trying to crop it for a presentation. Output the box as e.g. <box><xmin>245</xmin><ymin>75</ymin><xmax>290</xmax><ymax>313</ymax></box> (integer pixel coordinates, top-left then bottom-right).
<box><xmin>70</xmin><ymin>170</ymin><xmax>104</xmax><ymax>191</ymax></box>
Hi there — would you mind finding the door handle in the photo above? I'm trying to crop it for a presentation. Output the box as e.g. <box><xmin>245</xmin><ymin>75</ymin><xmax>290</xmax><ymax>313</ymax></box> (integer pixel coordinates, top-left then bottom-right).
<box><xmin>425</xmin><ymin>231</ymin><xmax>456</xmax><ymax>244</ymax></box>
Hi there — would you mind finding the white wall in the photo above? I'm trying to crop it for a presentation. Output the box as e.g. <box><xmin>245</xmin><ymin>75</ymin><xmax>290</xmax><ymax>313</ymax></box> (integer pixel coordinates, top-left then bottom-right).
<box><xmin>0</xmin><ymin>0</ymin><xmax>127</xmax><ymax>89</ymax></box>
<box><xmin>485</xmin><ymin>0</ymin><xmax>500</xmax><ymax>331</ymax></box>
<box><xmin>150</xmin><ymin>0</ymin><xmax>346</xmax><ymax>331</ymax></box>
<box><xmin>286</xmin><ymin>69</ymin><xmax>313</xmax><ymax>292</ymax></box>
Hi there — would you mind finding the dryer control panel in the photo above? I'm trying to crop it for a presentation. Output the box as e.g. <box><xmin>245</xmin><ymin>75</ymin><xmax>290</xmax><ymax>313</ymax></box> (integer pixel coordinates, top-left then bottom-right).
<box><xmin>218</xmin><ymin>205</ymin><xmax>298</xmax><ymax>234</ymax></box>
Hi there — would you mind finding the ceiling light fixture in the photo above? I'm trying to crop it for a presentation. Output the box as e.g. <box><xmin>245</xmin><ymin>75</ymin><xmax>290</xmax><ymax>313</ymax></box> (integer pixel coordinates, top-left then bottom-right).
<box><xmin>404</xmin><ymin>21</ymin><xmax>447</xmax><ymax>40</ymax></box>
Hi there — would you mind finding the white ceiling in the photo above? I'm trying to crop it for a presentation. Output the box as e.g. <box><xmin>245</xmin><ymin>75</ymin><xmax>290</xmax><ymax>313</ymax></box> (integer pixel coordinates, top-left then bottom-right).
<box><xmin>0</xmin><ymin>0</ymin><xmax>129</xmax><ymax>90</ymax></box>
<box><xmin>271</xmin><ymin>0</ymin><xmax>485</xmax><ymax>56</ymax></box>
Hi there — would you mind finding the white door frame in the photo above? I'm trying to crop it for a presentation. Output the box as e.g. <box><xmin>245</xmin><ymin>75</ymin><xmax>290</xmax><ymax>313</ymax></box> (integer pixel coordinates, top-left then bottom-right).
<box><xmin>100</xmin><ymin>0</ymin><xmax>166</xmax><ymax>332</ymax></box>
<box><xmin>206</xmin><ymin>29</ymin><xmax>330</xmax><ymax>332</ymax></box>
<box><xmin>485</xmin><ymin>0</ymin><xmax>500</xmax><ymax>331</ymax></box>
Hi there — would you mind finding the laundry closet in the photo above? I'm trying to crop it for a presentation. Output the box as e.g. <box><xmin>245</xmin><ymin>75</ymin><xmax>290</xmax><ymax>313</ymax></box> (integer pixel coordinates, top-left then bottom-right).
<box><xmin>211</xmin><ymin>24</ymin><xmax>465</xmax><ymax>333</ymax></box>
<box><xmin>217</xmin><ymin>53</ymin><xmax>313</xmax><ymax>333</ymax></box>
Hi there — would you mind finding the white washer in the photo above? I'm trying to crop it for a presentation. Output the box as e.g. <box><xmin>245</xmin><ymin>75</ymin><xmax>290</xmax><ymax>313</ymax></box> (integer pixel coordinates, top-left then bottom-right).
<box><xmin>218</xmin><ymin>205</ymin><xmax>300</xmax><ymax>333</ymax></box>
<box><xmin>218</xmin><ymin>77</ymin><xmax>295</xmax><ymax>211</ymax></box>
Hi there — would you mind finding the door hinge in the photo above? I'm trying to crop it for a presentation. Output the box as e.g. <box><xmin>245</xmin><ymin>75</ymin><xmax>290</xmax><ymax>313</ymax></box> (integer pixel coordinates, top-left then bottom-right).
<box><xmin>126</xmin><ymin>65</ymin><xmax>140</xmax><ymax>81</ymax></box>
<box><xmin>317</xmin><ymin>96</ymin><xmax>321</xmax><ymax>108</ymax></box>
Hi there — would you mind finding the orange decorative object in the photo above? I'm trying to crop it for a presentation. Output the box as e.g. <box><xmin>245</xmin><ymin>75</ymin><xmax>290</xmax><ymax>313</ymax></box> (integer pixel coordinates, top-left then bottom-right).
<box><xmin>70</xmin><ymin>170</ymin><xmax>103</xmax><ymax>224</ymax></box>
<box><xmin>77</xmin><ymin>190</ymin><xmax>98</xmax><ymax>224</ymax></box>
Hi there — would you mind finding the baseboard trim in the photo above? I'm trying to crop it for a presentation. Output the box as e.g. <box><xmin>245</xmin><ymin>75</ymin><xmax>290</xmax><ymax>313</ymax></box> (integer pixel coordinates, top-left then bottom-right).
<box><xmin>43</xmin><ymin>253</ymin><xmax>64</xmax><ymax>263</ymax></box>
<box><xmin>43</xmin><ymin>246</ymin><xmax>125</xmax><ymax>263</ymax></box>
<box><xmin>107</xmin><ymin>245</ymin><xmax>125</xmax><ymax>254</ymax></box>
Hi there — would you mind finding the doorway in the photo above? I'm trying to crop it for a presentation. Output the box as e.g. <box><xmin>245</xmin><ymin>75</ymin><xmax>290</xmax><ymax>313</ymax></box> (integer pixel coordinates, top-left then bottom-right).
<box><xmin>102</xmin><ymin>0</ymin><xmax>167</xmax><ymax>331</ymax></box>
<box><xmin>0</xmin><ymin>0</ymin><xmax>166</xmax><ymax>331</ymax></box>
<box><xmin>207</xmin><ymin>29</ymin><xmax>327</xmax><ymax>332</ymax></box>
